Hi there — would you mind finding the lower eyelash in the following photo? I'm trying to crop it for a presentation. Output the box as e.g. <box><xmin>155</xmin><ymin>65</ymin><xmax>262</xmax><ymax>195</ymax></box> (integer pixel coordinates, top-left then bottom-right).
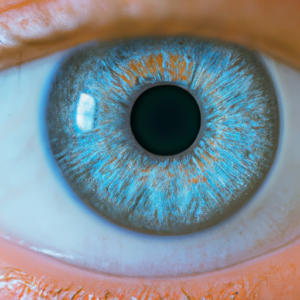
<box><xmin>46</xmin><ymin>37</ymin><xmax>279</xmax><ymax>235</ymax></box>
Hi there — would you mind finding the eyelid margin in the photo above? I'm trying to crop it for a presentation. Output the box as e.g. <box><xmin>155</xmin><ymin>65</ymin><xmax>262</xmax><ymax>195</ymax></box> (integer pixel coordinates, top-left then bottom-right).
<box><xmin>0</xmin><ymin>235</ymin><xmax>299</xmax><ymax>299</ymax></box>
<box><xmin>1</xmin><ymin>0</ymin><xmax>300</xmax><ymax>72</ymax></box>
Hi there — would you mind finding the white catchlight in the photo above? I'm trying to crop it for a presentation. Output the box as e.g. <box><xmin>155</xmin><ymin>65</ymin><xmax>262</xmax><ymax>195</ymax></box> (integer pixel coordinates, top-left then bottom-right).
<box><xmin>76</xmin><ymin>93</ymin><xmax>95</xmax><ymax>132</ymax></box>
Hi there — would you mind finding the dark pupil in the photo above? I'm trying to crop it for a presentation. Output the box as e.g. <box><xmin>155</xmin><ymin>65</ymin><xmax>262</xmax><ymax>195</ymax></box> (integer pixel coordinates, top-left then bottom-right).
<box><xmin>130</xmin><ymin>85</ymin><xmax>201</xmax><ymax>156</ymax></box>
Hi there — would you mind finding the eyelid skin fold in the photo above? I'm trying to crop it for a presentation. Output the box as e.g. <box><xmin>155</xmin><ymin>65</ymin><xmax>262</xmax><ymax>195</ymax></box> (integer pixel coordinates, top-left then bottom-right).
<box><xmin>1</xmin><ymin>0</ymin><xmax>300</xmax><ymax>72</ymax></box>
<box><xmin>0</xmin><ymin>236</ymin><xmax>300</xmax><ymax>299</ymax></box>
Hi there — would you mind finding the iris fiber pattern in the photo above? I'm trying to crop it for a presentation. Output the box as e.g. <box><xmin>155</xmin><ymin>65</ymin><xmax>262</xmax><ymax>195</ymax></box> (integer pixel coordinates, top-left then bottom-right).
<box><xmin>46</xmin><ymin>38</ymin><xmax>279</xmax><ymax>235</ymax></box>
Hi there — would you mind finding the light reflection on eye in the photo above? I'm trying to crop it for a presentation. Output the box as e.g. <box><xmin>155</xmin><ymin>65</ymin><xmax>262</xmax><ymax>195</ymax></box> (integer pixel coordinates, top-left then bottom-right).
<box><xmin>76</xmin><ymin>93</ymin><xmax>96</xmax><ymax>133</ymax></box>
<box><xmin>1</xmin><ymin>36</ymin><xmax>300</xmax><ymax>279</ymax></box>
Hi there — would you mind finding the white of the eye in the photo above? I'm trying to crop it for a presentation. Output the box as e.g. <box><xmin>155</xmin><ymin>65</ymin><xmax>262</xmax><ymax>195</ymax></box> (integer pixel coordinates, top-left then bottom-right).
<box><xmin>76</xmin><ymin>93</ymin><xmax>95</xmax><ymax>132</ymax></box>
<box><xmin>0</xmin><ymin>49</ymin><xmax>299</xmax><ymax>278</ymax></box>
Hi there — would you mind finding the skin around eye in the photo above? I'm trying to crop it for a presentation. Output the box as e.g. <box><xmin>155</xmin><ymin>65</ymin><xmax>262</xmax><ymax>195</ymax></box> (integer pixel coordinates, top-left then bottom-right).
<box><xmin>1</xmin><ymin>0</ymin><xmax>300</xmax><ymax>71</ymax></box>
<box><xmin>1</xmin><ymin>0</ymin><xmax>300</xmax><ymax>299</ymax></box>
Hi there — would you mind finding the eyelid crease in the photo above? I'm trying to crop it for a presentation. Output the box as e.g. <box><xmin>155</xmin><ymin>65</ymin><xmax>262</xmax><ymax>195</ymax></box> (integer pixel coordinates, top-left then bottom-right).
<box><xmin>1</xmin><ymin>0</ymin><xmax>300</xmax><ymax>72</ymax></box>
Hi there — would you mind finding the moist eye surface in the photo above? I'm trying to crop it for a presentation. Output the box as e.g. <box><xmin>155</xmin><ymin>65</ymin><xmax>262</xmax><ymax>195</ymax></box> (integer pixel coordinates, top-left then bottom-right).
<box><xmin>46</xmin><ymin>37</ymin><xmax>279</xmax><ymax>235</ymax></box>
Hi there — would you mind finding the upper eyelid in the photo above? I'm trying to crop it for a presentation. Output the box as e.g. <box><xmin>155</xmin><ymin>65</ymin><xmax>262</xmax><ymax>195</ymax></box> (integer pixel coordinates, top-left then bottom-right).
<box><xmin>0</xmin><ymin>0</ymin><xmax>88</xmax><ymax>70</ymax></box>
<box><xmin>1</xmin><ymin>0</ymin><xmax>300</xmax><ymax>72</ymax></box>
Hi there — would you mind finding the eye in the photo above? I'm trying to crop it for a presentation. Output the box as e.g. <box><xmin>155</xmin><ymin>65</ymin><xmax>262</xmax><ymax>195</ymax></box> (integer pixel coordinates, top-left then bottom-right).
<box><xmin>0</xmin><ymin>36</ymin><xmax>298</xmax><ymax>278</ymax></box>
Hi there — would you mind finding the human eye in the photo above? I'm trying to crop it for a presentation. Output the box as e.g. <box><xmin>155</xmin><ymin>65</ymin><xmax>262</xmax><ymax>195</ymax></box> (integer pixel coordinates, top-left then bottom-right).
<box><xmin>1</xmin><ymin>0</ymin><xmax>300</xmax><ymax>299</ymax></box>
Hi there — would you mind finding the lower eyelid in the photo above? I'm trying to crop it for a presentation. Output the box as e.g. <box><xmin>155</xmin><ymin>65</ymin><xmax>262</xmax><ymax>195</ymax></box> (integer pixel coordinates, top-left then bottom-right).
<box><xmin>0</xmin><ymin>235</ymin><xmax>300</xmax><ymax>299</ymax></box>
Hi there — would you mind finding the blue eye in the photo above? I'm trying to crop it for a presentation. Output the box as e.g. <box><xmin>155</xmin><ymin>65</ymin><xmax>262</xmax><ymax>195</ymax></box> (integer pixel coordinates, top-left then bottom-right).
<box><xmin>46</xmin><ymin>38</ymin><xmax>278</xmax><ymax>235</ymax></box>
<box><xmin>1</xmin><ymin>36</ymin><xmax>300</xmax><ymax>277</ymax></box>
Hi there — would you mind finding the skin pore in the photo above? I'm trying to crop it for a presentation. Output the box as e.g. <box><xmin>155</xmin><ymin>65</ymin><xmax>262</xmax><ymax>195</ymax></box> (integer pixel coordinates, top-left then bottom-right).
<box><xmin>1</xmin><ymin>0</ymin><xmax>300</xmax><ymax>298</ymax></box>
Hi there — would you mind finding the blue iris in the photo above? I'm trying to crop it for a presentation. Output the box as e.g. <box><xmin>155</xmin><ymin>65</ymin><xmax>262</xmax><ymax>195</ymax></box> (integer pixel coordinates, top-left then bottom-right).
<box><xmin>46</xmin><ymin>38</ymin><xmax>279</xmax><ymax>235</ymax></box>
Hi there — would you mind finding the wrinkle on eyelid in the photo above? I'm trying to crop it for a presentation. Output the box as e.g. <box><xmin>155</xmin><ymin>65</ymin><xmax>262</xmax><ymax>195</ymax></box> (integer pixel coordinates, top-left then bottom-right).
<box><xmin>1</xmin><ymin>0</ymin><xmax>300</xmax><ymax>71</ymax></box>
